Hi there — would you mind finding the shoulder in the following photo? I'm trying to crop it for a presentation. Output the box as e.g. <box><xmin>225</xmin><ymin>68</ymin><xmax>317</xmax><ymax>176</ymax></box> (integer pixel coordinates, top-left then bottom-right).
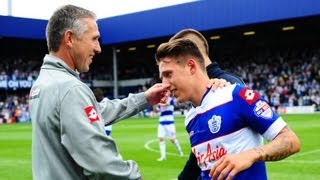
<box><xmin>232</xmin><ymin>85</ymin><xmax>261</xmax><ymax>105</ymax></box>
<box><xmin>206</xmin><ymin>62</ymin><xmax>245</xmax><ymax>85</ymax></box>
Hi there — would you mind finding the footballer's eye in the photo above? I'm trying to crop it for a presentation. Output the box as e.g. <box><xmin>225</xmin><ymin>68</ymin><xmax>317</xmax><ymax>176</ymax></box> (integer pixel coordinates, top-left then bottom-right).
<box><xmin>160</xmin><ymin>72</ymin><xmax>171</xmax><ymax>83</ymax></box>
<box><xmin>163</xmin><ymin>72</ymin><xmax>172</xmax><ymax>78</ymax></box>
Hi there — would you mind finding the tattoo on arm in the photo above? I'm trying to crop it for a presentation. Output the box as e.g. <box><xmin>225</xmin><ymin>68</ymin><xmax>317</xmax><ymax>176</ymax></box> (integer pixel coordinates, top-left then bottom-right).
<box><xmin>254</xmin><ymin>127</ymin><xmax>294</xmax><ymax>161</ymax></box>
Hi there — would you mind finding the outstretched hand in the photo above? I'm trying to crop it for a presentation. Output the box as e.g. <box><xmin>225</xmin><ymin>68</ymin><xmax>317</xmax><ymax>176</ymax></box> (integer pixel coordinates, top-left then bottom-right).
<box><xmin>144</xmin><ymin>83</ymin><xmax>170</xmax><ymax>105</ymax></box>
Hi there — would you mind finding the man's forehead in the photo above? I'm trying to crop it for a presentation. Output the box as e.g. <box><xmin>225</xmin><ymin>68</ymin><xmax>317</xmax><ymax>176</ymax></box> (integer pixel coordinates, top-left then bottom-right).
<box><xmin>159</xmin><ymin>57</ymin><xmax>177</xmax><ymax>66</ymax></box>
<box><xmin>159</xmin><ymin>60</ymin><xmax>172</xmax><ymax>75</ymax></box>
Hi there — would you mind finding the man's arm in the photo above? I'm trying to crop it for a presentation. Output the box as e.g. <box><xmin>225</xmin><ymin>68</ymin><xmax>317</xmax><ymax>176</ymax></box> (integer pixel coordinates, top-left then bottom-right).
<box><xmin>99</xmin><ymin>83</ymin><xmax>169</xmax><ymax>125</ymax></box>
<box><xmin>99</xmin><ymin>92</ymin><xmax>148</xmax><ymax>125</ymax></box>
<box><xmin>253</xmin><ymin>126</ymin><xmax>300</xmax><ymax>161</ymax></box>
<box><xmin>209</xmin><ymin>126</ymin><xmax>300</xmax><ymax>180</ymax></box>
<box><xmin>61</xmin><ymin>85</ymin><xmax>142</xmax><ymax>179</ymax></box>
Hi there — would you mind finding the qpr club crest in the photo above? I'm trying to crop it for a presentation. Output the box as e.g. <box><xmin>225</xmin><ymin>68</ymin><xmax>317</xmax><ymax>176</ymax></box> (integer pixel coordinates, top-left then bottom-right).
<box><xmin>208</xmin><ymin>115</ymin><xmax>222</xmax><ymax>134</ymax></box>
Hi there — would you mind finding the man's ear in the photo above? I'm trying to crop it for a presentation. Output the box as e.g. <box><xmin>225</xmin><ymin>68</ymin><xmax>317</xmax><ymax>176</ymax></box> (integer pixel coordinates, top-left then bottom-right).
<box><xmin>186</xmin><ymin>58</ymin><xmax>197</xmax><ymax>75</ymax></box>
<box><xmin>64</xmin><ymin>30</ymin><xmax>73</xmax><ymax>47</ymax></box>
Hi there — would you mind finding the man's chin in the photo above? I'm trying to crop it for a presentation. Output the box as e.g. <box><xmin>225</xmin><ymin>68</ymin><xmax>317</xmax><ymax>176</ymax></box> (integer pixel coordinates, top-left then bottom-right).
<box><xmin>79</xmin><ymin>67</ymin><xmax>90</xmax><ymax>73</ymax></box>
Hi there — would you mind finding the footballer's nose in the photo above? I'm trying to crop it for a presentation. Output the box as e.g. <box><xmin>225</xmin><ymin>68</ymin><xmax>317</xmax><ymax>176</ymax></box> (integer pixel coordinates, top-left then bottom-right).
<box><xmin>162</xmin><ymin>79</ymin><xmax>172</xmax><ymax>90</ymax></box>
<box><xmin>161</xmin><ymin>77</ymin><xmax>170</xmax><ymax>85</ymax></box>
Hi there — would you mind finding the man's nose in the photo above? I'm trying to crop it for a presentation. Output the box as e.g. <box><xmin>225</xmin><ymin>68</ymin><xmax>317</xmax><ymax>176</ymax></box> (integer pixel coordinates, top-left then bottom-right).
<box><xmin>95</xmin><ymin>42</ymin><xmax>102</xmax><ymax>54</ymax></box>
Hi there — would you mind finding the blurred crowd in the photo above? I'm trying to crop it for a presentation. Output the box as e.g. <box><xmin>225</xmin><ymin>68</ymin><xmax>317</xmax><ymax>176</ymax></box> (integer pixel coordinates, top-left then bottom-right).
<box><xmin>0</xmin><ymin>94</ymin><xmax>30</xmax><ymax>123</ymax></box>
<box><xmin>0</xmin><ymin>55</ymin><xmax>41</xmax><ymax>123</ymax></box>
<box><xmin>222</xmin><ymin>48</ymin><xmax>320</xmax><ymax>110</ymax></box>
<box><xmin>0</xmin><ymin>47</ymin><xmax>319</xmax><ymax>123</ymax></box>
<box><xmin>0</xmin><ymin>55</ymin><xmax>41</xmax><ymax>81</ymax></box>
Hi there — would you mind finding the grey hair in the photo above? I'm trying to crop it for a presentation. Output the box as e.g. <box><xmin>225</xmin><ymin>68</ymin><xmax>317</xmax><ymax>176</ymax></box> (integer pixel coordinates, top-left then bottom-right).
<box><xmin>46</xmin><ymin>4</ymin><xmax>97</xmax><ymax>52</ymax></box>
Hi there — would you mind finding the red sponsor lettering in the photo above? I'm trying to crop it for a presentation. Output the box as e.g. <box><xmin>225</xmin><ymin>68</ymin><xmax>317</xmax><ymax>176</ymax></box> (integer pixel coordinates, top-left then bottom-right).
<box><xmin>193</xmin><ymin>144</ymin><xmax>227</xmax><ymax>169</ymax></box>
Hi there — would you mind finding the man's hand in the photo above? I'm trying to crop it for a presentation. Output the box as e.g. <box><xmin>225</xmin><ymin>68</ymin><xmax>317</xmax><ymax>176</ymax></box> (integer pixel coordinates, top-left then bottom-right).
<box><xmin>209</xmin><ymin>126</ymin><xmax>300</xmax><ymax>179</ymax></box>
<box><xmin>209</xmin><ymin>151</ymin><xmax>256</xmax><ymax>180</ymax></box>
<box><xmin>144</xmin><ymin>83</ymin><xmax>170</xmax><ymax>105</ymax></box>
<box><xmin>207</xmin><ymin>78</ymin><xmax>231</xmax><ymax>92</ymax></box>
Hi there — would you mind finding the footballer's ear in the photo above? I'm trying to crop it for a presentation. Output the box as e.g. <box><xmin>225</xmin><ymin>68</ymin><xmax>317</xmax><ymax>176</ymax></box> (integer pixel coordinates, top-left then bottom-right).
<box><xmin>186</xmin><ymin>58</ymin><xmax>197</xmax><ymax>74</ymax></box>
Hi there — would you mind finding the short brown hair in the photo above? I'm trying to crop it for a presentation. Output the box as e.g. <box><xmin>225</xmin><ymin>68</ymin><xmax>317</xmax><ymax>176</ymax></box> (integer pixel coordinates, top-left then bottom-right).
<box><xmin>155</xmin><ymin>38</ymin><xmax>205</xmax><ymax>70</ymax></box>
<box><xmin>169</xmin><ymin>28</ymin><xmax>209</xmax><ymax>55</ymax></box>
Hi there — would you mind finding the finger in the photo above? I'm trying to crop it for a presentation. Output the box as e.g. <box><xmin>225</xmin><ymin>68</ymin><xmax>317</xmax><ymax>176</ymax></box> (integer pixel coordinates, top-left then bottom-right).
<box><xmin>210</xmin><ymin>79</ymin><xmax>220</xmax><ymax>91</ymax></box>
<box><xmin>211</xmin><ymin>85</ymin><xmax>219</xmax><ymax>93</ymax></box>
<box><xmin>207</xmin><ymin>79</ymin><xmax>215</xmax><ymax>88</ymax></box>
<box><xmin>210</xmin><ymin>165</ymin><xmax>216</xmax><ymax>178</ymax></box>
<box><xmin>209</xmin><ymin>159</ymin><xmax>221</xmax><ymax>176</ymax></box>
<box><xmin>153</xmin><ymin>83</ymin><xmax>168</xmax><ymax>90</ymax></box>
<box><xmin>220</xmin><ymin>79</ymin><xmax>227</xmax><ymax>83</ymax></box>
<box><xmin>223</xmin><ymin>82</ymin><xmax>231</xmax><ymax>87</ymax></box>
<box><xmin>161</xmin><ymin>83</ymin><xmax>170</xmax><ymax>89</ymax></box>
<box><xmin>225</xmin><ymin>169</ymin><xmax>238</xmax><ymax>180</ymax></box>
<box><xmin>160</xmin><ymin>99</ymin><xmax>167</xmax><ymax>104</ymax></box>
<box><xmin>160</xmin><ymin>92</ymin><xmax>169</xmax><ymax>103</ymax></box>
<box><xmin>217</xmin><ymin>164</ymin><xmax>233</xmax><ymax>180</ymax></box>
<box><xmin>165</xmin><ymin>90</ymin><xmax>171</xmax><ymax>96</ymax></box>
<box><xmin>210</xmin><ymin>158</ymin><xmax>225</xmax><ymax>179</ymax></box>
<box><xmin>152</xmin><ymin>83</ymin><xmax>162</xmax><ymax>88</ymax></box>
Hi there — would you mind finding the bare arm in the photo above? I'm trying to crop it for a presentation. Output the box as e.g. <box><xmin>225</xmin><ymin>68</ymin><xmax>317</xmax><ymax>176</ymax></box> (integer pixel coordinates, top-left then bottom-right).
<box><xmin>209</xmin><ymin>126</ymin><xmax>300</xmax><ymax>180</ymax></box>
<box><xmin>252</xmin><ymin>126</ymin><xmax>300</xmax><ymax>161</ymax></box>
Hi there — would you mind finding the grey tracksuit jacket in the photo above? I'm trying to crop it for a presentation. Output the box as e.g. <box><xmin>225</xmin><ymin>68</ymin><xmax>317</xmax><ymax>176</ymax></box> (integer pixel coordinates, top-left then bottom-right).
<box><xmin>29</xmin><ymin>54</ymin><xmax>147</xmax><ymax>180</ymax></box>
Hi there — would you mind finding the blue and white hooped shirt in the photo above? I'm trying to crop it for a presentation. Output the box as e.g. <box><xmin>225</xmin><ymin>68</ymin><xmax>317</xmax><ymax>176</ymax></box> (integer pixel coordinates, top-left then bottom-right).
<box><xmin>185</xmin><ymin>84</ymin><xmax>287</xmax><ymax>180</ymax></box>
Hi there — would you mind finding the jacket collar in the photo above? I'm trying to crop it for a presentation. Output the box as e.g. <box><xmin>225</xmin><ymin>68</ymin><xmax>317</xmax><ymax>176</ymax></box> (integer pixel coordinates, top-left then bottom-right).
<box><xmin>41</xmin><ymin>54</ymin><xmax>80</xmax><ymax>79</ymax></box>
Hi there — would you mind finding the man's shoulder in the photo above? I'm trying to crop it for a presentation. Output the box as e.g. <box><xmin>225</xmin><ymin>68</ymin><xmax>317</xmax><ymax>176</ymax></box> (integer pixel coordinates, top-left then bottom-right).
<box><xmin>33</xmin><ymin>70</ymin><xmax>87</xmax><ymax>101</ymax></box>
<box><xmin>206</xmin><ymin>62</ymin><xmax>245</xmax><ymax>85</ymax></box>
<box><xmin>37</xmin><ymin>69</ymin><xmax>81</xmax><ymax>87</ymax></box>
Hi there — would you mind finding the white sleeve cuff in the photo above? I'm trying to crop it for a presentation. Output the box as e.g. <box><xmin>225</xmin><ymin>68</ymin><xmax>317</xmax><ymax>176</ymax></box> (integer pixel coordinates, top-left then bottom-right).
<box><xmin>263</xmin><ymin>117</ymin><xmax>287</xmax><ymax>141</ymax></box>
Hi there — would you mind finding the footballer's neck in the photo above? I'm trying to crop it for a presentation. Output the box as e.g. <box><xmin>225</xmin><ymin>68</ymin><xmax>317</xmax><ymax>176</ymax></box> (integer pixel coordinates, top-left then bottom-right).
<box><xmin>190</xmin><ymin>76</ymin><xmax>210</xmax><ymax>107</ymax></box>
